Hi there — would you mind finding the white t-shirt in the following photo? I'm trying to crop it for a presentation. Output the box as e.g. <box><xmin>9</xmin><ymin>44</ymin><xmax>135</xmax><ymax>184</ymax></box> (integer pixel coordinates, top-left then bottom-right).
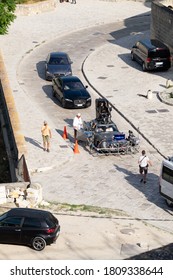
<box><xmin>139</xmin><ymin>155</ymin><xmax>149</xmax><ymax>167</ymax></box>
<box><xmin>73</xmin><ymin>116</ymin><xmax>83</xmax><ymax>130</ymax></box>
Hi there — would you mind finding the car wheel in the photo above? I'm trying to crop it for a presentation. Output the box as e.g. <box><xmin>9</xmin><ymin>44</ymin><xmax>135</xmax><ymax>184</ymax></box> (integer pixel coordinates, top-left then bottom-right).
<box><xmin>131</xmin><ymin>52</ymin><xmax>134</xmax><ymax>61</ymax></box>
<box><xmin>32</xmin><ymin>236</ymin><xmax>46</xmax><ymax>251</ymax></box>
<box><xmin>61</xmin><ymin>98</ymin><xmax>66</xmax><ymax>108</ymax></box>
<box><xmin>142</xmin><ymin>63</ymin><xmax>146</xmax><ymax>72</ymax></box>
<box><xmin>166</xmin><ymin>199</ymin><xmax>173</xmax><ymax>208</ymax></box>
<box><xmin>52</xmin><ymin>87</ymin><xmax>56</xmax><ymax>97</ymax></box>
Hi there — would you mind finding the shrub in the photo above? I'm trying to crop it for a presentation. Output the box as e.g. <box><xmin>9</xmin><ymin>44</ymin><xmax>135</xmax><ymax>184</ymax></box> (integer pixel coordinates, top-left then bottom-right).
<box><xmin>0</xmin><ymin>0</ymin><xmax>16</xmax><ymax>34</ymax></box>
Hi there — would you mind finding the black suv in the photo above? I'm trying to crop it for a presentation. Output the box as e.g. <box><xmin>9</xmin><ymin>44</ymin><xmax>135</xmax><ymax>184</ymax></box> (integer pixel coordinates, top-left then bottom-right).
<box><xmin>131</xmin><ymin>39</ymin><xmax>171</xmax><ymax>71</ymax></box>
<box><xmin>0</xmin><ymin>208</ymin><xmax>60</xmax><ymax>251</ymax></box>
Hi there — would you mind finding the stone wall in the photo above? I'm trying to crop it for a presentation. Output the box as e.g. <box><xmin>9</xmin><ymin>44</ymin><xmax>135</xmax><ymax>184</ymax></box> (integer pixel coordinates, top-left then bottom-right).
<box><xmin>0</xmin><ymin>182</ymin><xmax>43</xmax><ymax>207</ymax></box>
<box><xmin>151</xmin><ymin>1</ymin><xmax>173</xmax><ymax>53</ymax></box>
<box><xmin>15</xmin><ymin>0</ymin><xmax>57</xmax><ymax>16</ymax></box>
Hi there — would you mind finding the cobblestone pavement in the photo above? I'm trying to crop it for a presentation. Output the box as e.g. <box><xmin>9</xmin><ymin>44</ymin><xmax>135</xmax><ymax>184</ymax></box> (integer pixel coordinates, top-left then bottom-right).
<box><xmin>1</xmin><ymin>0</ymin><xmax>173</xmax><ymax>259</ymax></box>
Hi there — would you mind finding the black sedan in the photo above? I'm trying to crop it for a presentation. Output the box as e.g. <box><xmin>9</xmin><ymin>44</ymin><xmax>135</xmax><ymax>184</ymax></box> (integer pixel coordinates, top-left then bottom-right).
<box><xmin>0</xmin><ymin>208</ymin><xmax>60</xmax><ymax>251</ymax></box>
<box><xmin>52</xmin><ymin>76</ymin><xmax>92</xmax><ymax>108</ymax></box>
<box><xmin>45</xmin><ymin>52</ymin><xmax>72</xmax><ymax>81</ymax></box>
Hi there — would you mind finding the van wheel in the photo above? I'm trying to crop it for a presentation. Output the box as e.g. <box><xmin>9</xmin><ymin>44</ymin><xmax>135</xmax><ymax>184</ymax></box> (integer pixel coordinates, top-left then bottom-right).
<box><xmin>142</xmin><ymin>63</ymin><xmax>146</xmax><ymax>72</ymax></box>
<box><xmin>166</xmin><ymin>199</ymin><xmax>173</xmax><ymax>208</ymax></box>
<box><xmin>131</xmin><ymin>52</ymin><xmax>134</xmax><ymax>61</ymax></box>
<box><xmin>32</xmin><ymin>237</ymin><xmax>46</xmax><ymax>251</ymax></box>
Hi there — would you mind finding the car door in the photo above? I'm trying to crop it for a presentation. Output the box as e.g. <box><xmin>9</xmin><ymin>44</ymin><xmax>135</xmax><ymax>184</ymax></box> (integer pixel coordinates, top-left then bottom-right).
<box><xmin>54</xmin><ymin>78</ymin><xmax>63</xmax><ymax>100</ymax></box>
<box><xmin>21</xmin><ymin>217</ymin><xmax>42</xmax><ymax>244</ymax></box>
<box><xmin>0</xmin><ymin>216</ymin><xmax>23</xmax><ymax>244</ymax></box>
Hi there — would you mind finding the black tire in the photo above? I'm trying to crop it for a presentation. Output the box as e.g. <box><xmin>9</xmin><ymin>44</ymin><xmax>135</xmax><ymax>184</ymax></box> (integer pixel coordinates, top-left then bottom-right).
<box><xmin>131</xmin><ymin>52</ymin><xmax>134</xmax><ymax>61</ymax></box>
<box><xmin>142</xmin><ymin>62</ymin><xmax>146</xmax><ymax>72</ymax></box>
<box><xmin>166</xmin><ymin>199</ymin><xmax>173</xmax><ymax>208</ymax></box>
<box><xmin>52</xmin><ymin>87</ymin><xmax>56</xmax><ymax>97</ymax></box>
<box><xmin>61</xmin><ymin>98</ymin><xmax>66</xmax><ymax>108</ymax></box>
<box><xmin>32</xmin><ymin>237</ymin><xmax>46</xmax><ymax>251</ymax></box>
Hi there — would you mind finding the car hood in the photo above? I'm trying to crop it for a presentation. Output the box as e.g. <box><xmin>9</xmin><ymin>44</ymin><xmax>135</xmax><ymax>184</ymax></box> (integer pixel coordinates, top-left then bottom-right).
<box><xmin>47</xmin><ymin>64</ymin><xmax>71</xmax><ymax>74</ymax></box>
<box><xmin>64</xmin><ymin>89</ymin><xmax>90</xmax><ymax>100</ymax></box>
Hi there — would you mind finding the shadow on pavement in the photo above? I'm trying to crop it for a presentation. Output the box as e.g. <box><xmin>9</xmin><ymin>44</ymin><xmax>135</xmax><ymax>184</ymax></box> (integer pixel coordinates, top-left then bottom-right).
<box><xmin>25</xmin><ymin>136</ymin><xmax>43</xmax><ymax>150</ymax></box>
<box><xmin>126</xmin><ymin>242</ymin><xmax>173</xmax><ymax>259</ymax></box>
<box><xmin>114</xmin><ymin>164</ymin><xmax>173</xmax><ymax>215</ymax></box>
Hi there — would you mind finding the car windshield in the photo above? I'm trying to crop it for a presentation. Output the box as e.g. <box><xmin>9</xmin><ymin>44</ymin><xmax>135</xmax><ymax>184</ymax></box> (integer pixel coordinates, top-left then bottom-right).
<box><xmin>149</xmin><ymin>49</ymin><xmax>170</xmax><ymax>58</ymax></box>
<box><xmin>63</xmin><ymin>81</ymin><xmax>84</xmax><ymax>90</ymax></box>
<box><xmin>49</xmin><ymin>57</ymin><xmax>69</xmax><ymax>65</ymax></box>
<box><xmin>96</xmin><ymin>125</ymin><xmax>118</xmax><ymax>132</ymax></box>
<box><xmin>0</xmin><ymin>213</ymin><xmax>8</xmax><ymax>221</ymax></box>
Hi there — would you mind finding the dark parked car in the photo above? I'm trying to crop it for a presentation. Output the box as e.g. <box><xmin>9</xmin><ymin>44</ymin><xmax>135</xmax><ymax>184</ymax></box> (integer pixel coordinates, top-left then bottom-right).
<box><xmin>0</xmin><ymin>208</ymin><xmax>60</xmax><ymax>251</ymax></box>
<box><xmin>131</xmin><ymin>39</ymin><xmax>171</xmax><ymax>71</ymax></box>
<box><xmin>52</xmin><ymin>76</ymin><xmax>92</xmax><ymax>108</ymax></box>
<box><xmin>45</xmin><ymin>52</ymin><xmax>72</xmax><ymax>80</ymax></box>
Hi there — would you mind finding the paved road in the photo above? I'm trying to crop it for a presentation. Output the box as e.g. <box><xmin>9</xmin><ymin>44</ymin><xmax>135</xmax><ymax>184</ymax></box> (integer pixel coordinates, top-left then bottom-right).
<box><xmin>13</xmin><ymin>6</ymin><xmax>173</xmax><ymax>233</ymax></box>
<box><xmin>1</xmin><ymin>0</ymin><xmax>173</xmax><ymax>259</ymax></box>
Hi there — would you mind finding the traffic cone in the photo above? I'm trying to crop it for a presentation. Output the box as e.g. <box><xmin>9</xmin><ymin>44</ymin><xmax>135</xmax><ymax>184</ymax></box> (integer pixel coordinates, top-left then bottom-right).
<box><xmin>73</xmin><ymin>140</ymin><xmax>80</xmax><ymax>154</ymax></box>
<box><xmin>62</xmin><ymin>126</ymin><xmax>68</xmax><ymax>140</ymax></box>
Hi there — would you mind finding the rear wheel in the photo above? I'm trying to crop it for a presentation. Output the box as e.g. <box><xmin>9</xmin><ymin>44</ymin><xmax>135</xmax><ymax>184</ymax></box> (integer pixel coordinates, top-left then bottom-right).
<box><xmin>166</xmin><ymin>199</ymin><xmax>173</xmax><ymax>208</ymax></box>
<box><xmin>61</xmin><ymin>98</ymin><xmax>66</xmax><ymax>108</ymax></box>
<box><xmin>131</xmin><ymin>52</ymin><xmax>134</xmax><ymax>61</ymax></box>
<box><xmin>32</xmin><ymin>237</ymin><xmax>46</xmax><ymax>251</ymax></box>
<box><xmin>142</xmin><ymin>62</ymin><xmax>146</xmax><ymax>72</ymax></box>
<box><xmin>52</xmin><ymin>87</ymin><xmax>56</xmax><ymax>97</ymax></box>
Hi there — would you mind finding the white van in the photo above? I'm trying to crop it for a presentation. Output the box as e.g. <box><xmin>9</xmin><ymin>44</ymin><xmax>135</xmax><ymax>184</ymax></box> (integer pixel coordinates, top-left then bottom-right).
<box><xmin>159</xmin><ymin>157</ymin><xmax>173</xmax><ymax>207</ymax></box>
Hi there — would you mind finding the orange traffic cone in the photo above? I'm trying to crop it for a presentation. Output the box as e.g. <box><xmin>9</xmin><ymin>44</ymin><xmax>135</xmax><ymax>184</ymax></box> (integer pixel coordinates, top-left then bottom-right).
<box><xmin>62</xmin><ymin>126</ymin><xmax>68</xmax><ymax>140</ymax></box>
<box><xmin>73</xmin><ymin>140</ymin><xmax>80</xmax><ymax>154</ymax></box>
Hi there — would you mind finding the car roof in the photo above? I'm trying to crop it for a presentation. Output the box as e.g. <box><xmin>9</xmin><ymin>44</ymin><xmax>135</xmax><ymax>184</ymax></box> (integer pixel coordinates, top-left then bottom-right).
<box><xmin>49</xmin><ymin>52</ymin><xmax>68</xmax><ymax>57</ymax></box>
<box><xmin>138</xmin><ymin>39</ymin><xmax>169</xmax><ymax>50</ymax></box>
<box><xmin>58</xmin><ymin>76</ymin><xmax>81</xmax><ymax>82</ymax></box>
<box><xmin>6</xmin><ymin>208</ymin><xmax>52</xmax><ymax>218</ymax></box>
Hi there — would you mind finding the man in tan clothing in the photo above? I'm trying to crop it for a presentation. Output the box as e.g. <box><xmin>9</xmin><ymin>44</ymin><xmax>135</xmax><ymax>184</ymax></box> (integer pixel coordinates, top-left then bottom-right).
<box><xmin>41</xmin><ymin>121</ymin><xmax>52</xmax><ymax>152</ymax></box>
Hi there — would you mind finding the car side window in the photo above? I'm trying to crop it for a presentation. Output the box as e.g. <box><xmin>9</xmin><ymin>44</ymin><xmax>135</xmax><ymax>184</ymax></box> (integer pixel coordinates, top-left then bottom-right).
<box><xmin>22</xmin><ymin>217</ymin><xmax>41</xmax><ymax>228</ymax></box>
<box><xmin>0</xmin><ymin>217</ymin><xmax>22</xmax><ymax>227</ymax></box>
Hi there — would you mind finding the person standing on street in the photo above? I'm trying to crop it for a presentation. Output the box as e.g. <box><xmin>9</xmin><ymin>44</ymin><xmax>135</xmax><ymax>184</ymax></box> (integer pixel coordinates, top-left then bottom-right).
<box><xmin>73</xmin><ymin>113</ymin><xmax>83</xmax><ymax>141</ymax></box>
<box><xmin>41</xmin><ymin>121</ymin><xmax>52</xmax><ymax>152</ymax></box>
<box><xmin>138</xmin><ymin>150</ymin><xmax>152</xmax><ymax>184</ymax></box>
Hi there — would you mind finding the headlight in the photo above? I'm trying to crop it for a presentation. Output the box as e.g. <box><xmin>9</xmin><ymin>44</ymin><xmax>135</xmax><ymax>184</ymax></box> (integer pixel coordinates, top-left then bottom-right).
<box><xmin>65</xmin><ymin>98</ymin><xmax>73</xmax><ymax>102</ymax></box>
<box><xmin>65</xmin><ymin>71</ymin><xmax>72</xmax><ymax>76</ymax></box>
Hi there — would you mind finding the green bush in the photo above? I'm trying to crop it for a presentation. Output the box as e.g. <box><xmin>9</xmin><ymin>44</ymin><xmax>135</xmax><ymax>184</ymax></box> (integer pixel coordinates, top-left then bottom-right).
<box><xmin>0</xmin><ymin>0</ymin><xmax>17</xmax><ymax>34</ymax></box>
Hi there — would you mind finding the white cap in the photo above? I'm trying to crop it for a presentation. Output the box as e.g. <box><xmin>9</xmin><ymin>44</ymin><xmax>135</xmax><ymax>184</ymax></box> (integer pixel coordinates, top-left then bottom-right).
<box><xmin>77</xmin><ymin>113</ymin><xmax>81</xmax><ymax>117</ymax></box>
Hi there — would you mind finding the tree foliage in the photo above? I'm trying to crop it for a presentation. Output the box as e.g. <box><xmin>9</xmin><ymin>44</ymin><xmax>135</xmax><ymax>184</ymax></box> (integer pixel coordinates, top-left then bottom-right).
<box><xmin>0</xmin><ymin>0</ymin><xmax>17</xmax><ymax>34</ymax></box>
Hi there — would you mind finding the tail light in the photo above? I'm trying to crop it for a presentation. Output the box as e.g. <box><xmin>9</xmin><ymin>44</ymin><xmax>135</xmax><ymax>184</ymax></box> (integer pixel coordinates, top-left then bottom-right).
<box><xmin>146</xmin><ymin>57</ymin><xmax>151</xmax><ymax>63</ymax></box>
<box><xmin>46</xmin><ymin>228</ymin><xmax>55</xmax><ymax>234</ymax></box>
<box><xmin>169</xmin><ymin>56</ymin><xmax>172</xmax><ymax>62</ymax></box>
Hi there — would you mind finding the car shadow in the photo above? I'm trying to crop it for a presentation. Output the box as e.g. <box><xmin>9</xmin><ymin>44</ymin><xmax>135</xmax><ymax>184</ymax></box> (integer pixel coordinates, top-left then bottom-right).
<box><xmin>113</xmin><ymin>164</ymin><xmax>173</xmax><ymax>215</ymax></box>
<box><xmin>42</xmin><ymin>85</ymin><xmax>63</xmax><ymax>108</ymax></box>
<box><xmin>25</xmin><ymin>136</ymin><xmax>43</xmax><ymax>150</ymax></box>
<box><xmin>36</xmin><ymin>61</ymin><xmax>46</xmax><ymax>80</ymax></box>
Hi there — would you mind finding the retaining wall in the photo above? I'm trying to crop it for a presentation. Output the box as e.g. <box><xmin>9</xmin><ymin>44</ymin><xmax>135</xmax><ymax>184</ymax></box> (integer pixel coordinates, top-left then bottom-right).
<box><xmin>15</xmin><ymin>0</ymin><xmax>57</xmax><ymax>16</ymax></box>
<box><xmin>151</xmin><ymin>1</ymin><xmax>173</xmax><ymax>53</ymax></box>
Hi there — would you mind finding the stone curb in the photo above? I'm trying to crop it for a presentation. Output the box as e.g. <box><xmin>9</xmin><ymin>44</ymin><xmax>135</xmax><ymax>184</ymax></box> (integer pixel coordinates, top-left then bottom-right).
<box><xmin>158</xmin><ymin>89</ymin><xmax>173</xmax><ymax>106</ymax></box>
